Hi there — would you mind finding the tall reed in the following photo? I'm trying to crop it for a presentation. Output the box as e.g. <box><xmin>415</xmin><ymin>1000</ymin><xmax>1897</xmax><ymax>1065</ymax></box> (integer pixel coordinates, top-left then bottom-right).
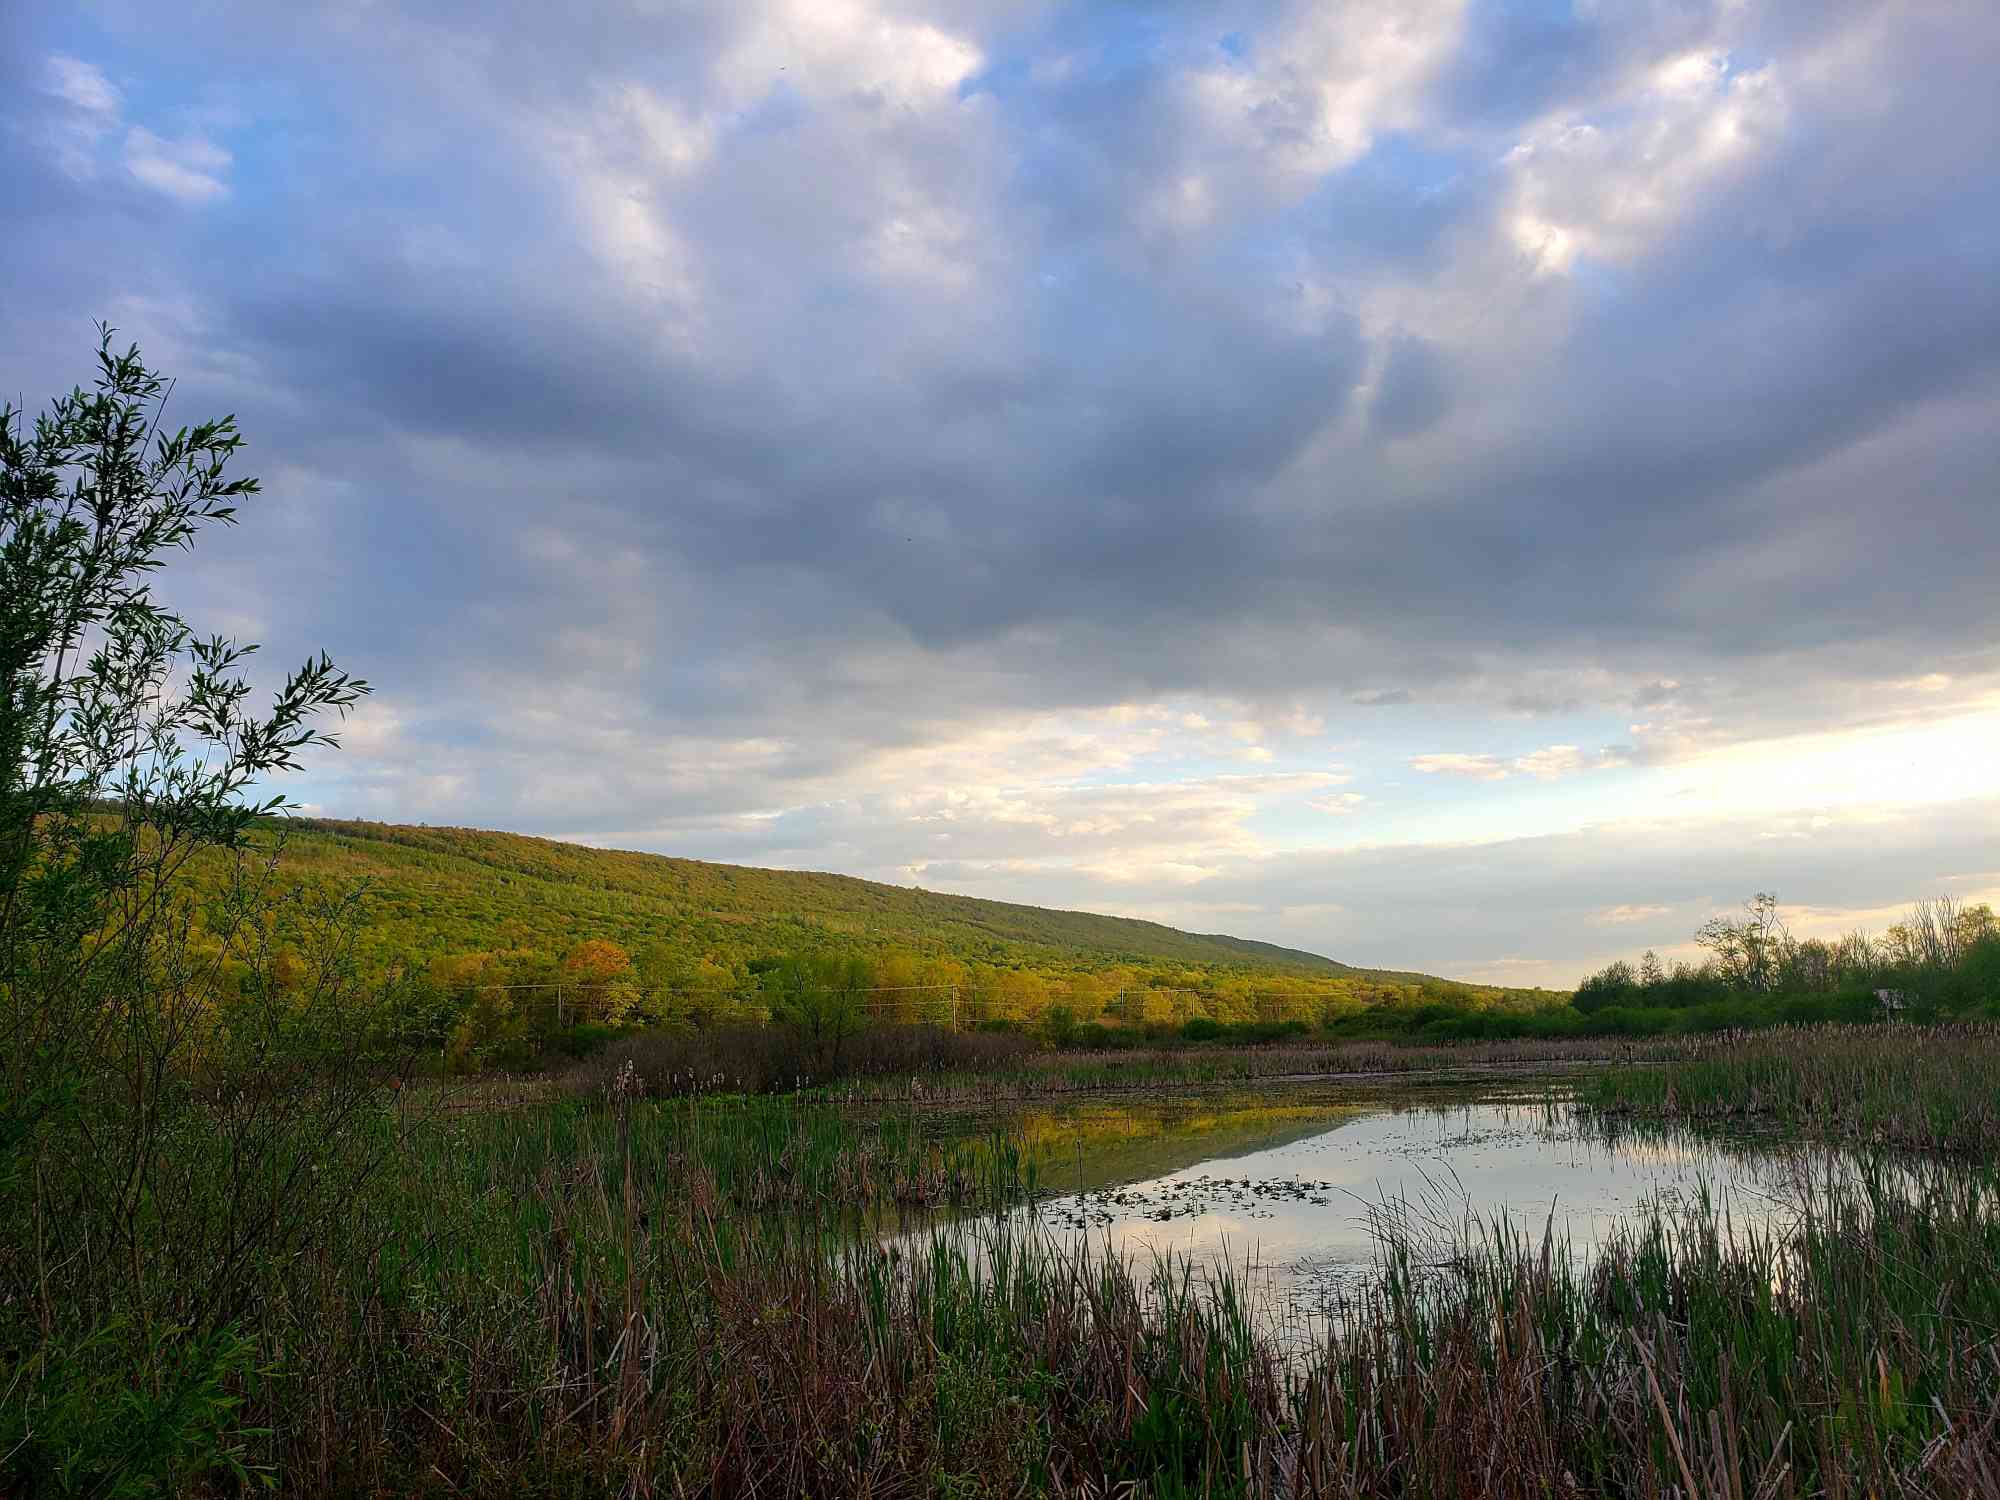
<box><xmin>1584</xmin><ymin>1022</ymin><xmax>2000</xmax><ymax>1154</ymax></box>
<box><xmin>12</xmin><ymin>1079</ymin><xmax>2000</xmax><ymax>1495</ymax></box>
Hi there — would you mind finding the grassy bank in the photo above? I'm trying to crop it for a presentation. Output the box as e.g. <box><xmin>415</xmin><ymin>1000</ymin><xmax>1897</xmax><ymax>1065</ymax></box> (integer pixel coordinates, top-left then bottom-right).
<box><xmin>1583</xmin><ymin>1022</ymin><xmax>2000</xmax><ymax>1155</ymax></box>
<box><xmin>11</xmin><ymin>1071</ymin><xmax>2000</xmax><ymax>1495</ymax></box>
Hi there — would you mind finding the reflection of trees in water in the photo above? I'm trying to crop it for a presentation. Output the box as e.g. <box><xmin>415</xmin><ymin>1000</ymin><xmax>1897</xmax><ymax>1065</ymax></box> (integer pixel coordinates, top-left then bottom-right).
<box><xmin>998</xmin><ymin>1095</ymin><xmax>1374</xmax><ymax>1195</ymax></box>
<box><xmin>907</xmin><ymin>1082</ymin><xmax>1998</xmax><ymax>1352</ymax></box>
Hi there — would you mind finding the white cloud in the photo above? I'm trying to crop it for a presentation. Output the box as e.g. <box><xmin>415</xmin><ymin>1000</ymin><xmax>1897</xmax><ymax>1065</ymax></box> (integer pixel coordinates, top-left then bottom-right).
<box><xmin>607</xmin><ymin>84</ymin><xmax>715</xmax><ymax>176</ymax></box>
<box><xmin>1514</xmin><ymin>743</ymin><xmax>1633</xmax><ymax>780</ymax></box>
<box><xmin>46</xmin><ymin>55</ymin><xmax>120</xmax><ymax>116</ymax></box>
<box><xmin>333</xmin><ymin>703</ymin><xmax>406</xmax><ymax>758</ymax></box>
<box><xmin>1594</xmin><ymin>903</ymin><xmax>1670</xmax><ymax>925</ymax></box>
<box><xmin>716</xmin><ymin>0</ymin><xmax>982</xmax><ymax>107</ymax></box>
<box><xmin>1650</xmin><ymin>698</ymin><xmax>2000</xmax><ymax>821</ymax></box>
<box><xmin>1409</xmin><ymin>752</ymin><xmax>1510</xmax><ymax>781</ymax></box>
<box><xmin>124</xmin><ymin>127</ymin><xmax>231</xmax><ymax>202</ymax></box>
<box><xmin>1510</xmin><ymin>744</ymin><xmax>1590</xmax><ymax>780</ymax></box>
<box><xmin>529</xmin><ymin>0</ymin><xmax>1003</xmax><ymax>352</ymax></box>
<box><xmin>39</xmin><ymin>54</ymin><xmax>123</xmax><ymax>178</ymax></box>
<box><xmin>1411</xmin><ymin>743</ymin><xmax>1631</xmax><ymax>783</ymax></box>
<box><xmin>1309</xmin><ymin>792</ymin><xmax>1367</xmax><ymax>815</ymax></box>
<box><xmin>1186</xmin><ymin>0</ymin><xmax>1467</xmax><ymax>187</ymax></box>
<box><xmin>1502</xmin><ymin>50</ymin><xmax>1786</xmax><ymax>274</ymax></box>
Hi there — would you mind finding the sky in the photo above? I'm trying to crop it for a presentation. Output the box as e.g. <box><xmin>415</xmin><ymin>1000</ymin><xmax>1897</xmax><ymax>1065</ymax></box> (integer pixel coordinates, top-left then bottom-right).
<box><xmin>4</xmin><ymin>0</ymin><xmax>1997</xmax><ymax>986</ymax></box>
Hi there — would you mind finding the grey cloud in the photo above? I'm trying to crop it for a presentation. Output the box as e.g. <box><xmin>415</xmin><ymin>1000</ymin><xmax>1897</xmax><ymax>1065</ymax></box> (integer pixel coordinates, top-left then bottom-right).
<box><xmin>1632</xmin><ymin>679</ymin><xmax>1680</xmax><ymax>708</ymax></box>
<box><xmin>893</xmin><ymin>797</ymin><xmax>2000</xmax><ymax>983</ymax></box>
<box><xmin>1300</xmin><ymin>140</ymin><xmax>1494</xmax><ymax>275</ymax></box>
<box><xmin>1219</xmin><ymin>798</ymin><xmax>2000</xmax><ymax>982</ymax></box>
<box><xmin>2</xmin><ymin>0</ymin><xmax>1996</xmax><ymax>866</ymax></box>
<box><xmin>1426</xmin><ymin>0</ymin><xmax>1879</xmax><ymax>137</ymax></box>
<box><xmin>1501</xmin><ymin>691</ymin><xmax>1581</xmax><ymax>717</ymax></box>
<box><xmin>1369</xmin><ymin>334</ymin><xmax>1450</xmax><ymax>439</ymax></box>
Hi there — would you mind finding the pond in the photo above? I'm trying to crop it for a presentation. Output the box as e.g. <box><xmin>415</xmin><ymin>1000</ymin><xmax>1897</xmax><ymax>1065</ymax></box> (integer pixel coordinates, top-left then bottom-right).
<box><xmin>890</xmin><ymin>1079</ymin><xmax>1850</xmax><ymax>1340</ymax></box>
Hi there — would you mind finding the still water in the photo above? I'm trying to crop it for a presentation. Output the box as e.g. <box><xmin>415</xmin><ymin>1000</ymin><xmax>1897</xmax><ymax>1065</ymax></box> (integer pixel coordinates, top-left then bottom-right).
<box><xmin>897</xmin><ymin>1082</ymin><xmax>1837</xmax><ymax>1333</ymax></box>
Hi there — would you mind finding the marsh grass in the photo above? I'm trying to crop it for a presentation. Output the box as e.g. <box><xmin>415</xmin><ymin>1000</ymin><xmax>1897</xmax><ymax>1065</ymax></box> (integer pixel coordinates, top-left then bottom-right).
<box><xmin>14</xmin><ymin>1070</ymin><xmax>2000</xmax><ymax>1497</ymax></box>
<box><xmin>1298</xmin><ymin>1161</ymin><xmax>2000</xmax><ymax>1498</ymax></box>
<box><xmin>1584</xmin><ymin>1022</ymin><xmax>2000</xmax><ymax>1155</ymax></box>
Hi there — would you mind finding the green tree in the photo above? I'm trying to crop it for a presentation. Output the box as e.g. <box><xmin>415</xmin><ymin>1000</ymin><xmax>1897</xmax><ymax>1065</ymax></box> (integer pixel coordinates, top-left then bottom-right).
<box><xmin>561</xmin><ymin>937</ymin><xmax>642</xmax><ymax>1025</ymax></box>
<box><xmin>1695</xmin><ymin>892</ymin><xmax>1789</xmax><ymax>993</ymax></box>
<box><xmin>1</xmin><ymin>329</ymin><xmax>373</xmax><ymax>1492</ymax></box>
<box><xmin>766</xmin><ymin>952</ymin><xmax>871</xmax><ymax>1076</ymax></box>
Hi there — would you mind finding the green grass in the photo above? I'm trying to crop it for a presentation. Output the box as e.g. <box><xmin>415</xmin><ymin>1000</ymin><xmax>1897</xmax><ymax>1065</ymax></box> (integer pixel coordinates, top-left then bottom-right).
<box><xmin>1583</xmin><ymin>1021</ymin><xmax>2000</xmax><ymax>1154</ymax></box>
<box><xmin>261</xmin><ymin>816</ymin><xmax>1381</xmax><ymax>975</ymax></box>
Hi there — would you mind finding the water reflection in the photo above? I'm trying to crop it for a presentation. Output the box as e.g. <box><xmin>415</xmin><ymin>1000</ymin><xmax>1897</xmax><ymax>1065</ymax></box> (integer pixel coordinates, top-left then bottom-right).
<box><xmin>892</xmin><ymin>1084</ymin><xmax>1856</xmax><ymax>1334</ymax></box>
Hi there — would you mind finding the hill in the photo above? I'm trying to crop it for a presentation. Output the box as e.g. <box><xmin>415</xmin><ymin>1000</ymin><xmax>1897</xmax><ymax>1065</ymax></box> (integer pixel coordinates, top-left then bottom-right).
<box><xmin>265</xmin><ymin>817</ymin><xmax>1425</xmax><ymax>981</ymax></box>
<box><xmin>196</xmin><ymin>817</ymin><xmax>1554</xmax><ymax>1041</ymax></box>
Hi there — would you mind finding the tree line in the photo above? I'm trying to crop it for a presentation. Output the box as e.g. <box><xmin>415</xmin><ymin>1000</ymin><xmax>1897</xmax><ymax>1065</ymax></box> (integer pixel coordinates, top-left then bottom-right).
<box><xmin>1575</xmin><ymin>892</ymin><xmax>2000</xmax><ymax>1019</ymax></box>
<box><xmin>381</xmin><ymin>938</ymin><xmax>1526</xmax><ymax>1070</ymax></box>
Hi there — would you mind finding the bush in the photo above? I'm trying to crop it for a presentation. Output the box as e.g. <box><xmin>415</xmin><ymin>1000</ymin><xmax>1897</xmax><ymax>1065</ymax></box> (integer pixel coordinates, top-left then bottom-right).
<box><xmin>1</xmin><ymin>331</ymin><xmax>378</xmax><ymax>1496</ymax></box>
<box><xmin>1965</xmin><ymin>935</ymin><xmax>2000</xmax><ymax>1007</ymax></box>
<box><xmin>544</xmin><ymin>1023</ymin><xmax>621</xmax><ymax>1060</ymax></box>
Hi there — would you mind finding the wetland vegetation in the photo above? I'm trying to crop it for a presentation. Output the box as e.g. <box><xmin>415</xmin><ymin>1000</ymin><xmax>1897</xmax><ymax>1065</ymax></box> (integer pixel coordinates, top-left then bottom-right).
<box><xmin>16</xmin><ymin>1049</ymin><xmax>2000</xmax><ymax>1496</ymax></box>
<box><xmin>1583</xmin><ymin>1022</ymin><xmax>2000</xmax><ymax>1156</ymax></box>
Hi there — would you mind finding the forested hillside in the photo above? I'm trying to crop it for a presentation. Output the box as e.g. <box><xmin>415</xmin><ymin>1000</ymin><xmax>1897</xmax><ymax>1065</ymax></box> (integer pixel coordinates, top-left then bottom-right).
<box><xmin>181</xmin><ymin>818</ymin><xmax>1549</xmax><ymax>1059</ymax></box>
<box><xmin>271</xmin><ymin>818</ymin><xmax>1373</xmax><ymax>974</ymax></box>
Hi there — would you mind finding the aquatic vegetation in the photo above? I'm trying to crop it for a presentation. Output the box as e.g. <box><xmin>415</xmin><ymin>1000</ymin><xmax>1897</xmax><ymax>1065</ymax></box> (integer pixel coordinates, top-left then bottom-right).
<box><xmin>1584</xmin><ymin>1022</ymin><xmax>2000</xmax><ymax>1154</ymax></box>
<box><xmin>14</xmin><ymin>1072</ymin><xmax>2000</xmax><ymax>1495</ymax></box>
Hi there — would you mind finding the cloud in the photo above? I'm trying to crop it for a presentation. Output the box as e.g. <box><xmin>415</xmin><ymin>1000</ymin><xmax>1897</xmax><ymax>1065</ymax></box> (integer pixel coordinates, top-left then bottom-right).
<box><xmin>123</xmin><ymin>127</ymin><xmax>231</xmax><ymax>201</ymax></box>
<box><xmin>1411</xmin><ymin>744</ymin><xmax>1629</xmax><ymax>781</ymax></box>
<box><xmin>35</xmin><ymin>54</ymin><xmax>121</xmax><ymax>178</ymax></box>
<box><xmin>1594</xmin><ymin>904</ymin><xmax>1671</xmax><ymax>925</ymax></box>
<box><xmin>1308</xmin><ymin>792</ymin><xmax>1367</xmax><ymax>815</ymax></box>
<box><xmin>1124</xmin><ymin>796</ymin><xmax>2000</xmax><ymax>984</ymax></box>
<box><xmin>1510</xmin><ymin>745</ymin><xmax>1587</xmax><ymax>780</ymax></box>
<box><xmin>1370</xmin><ymin>333</ymin><xmax>1452</xmax><ymax>438</ymax></box>
<box><xmin>47</xmin><ymin>0</ymin><xmax>1980</xmax><ymax>720</ymax></box>
<box><xmin>45</xmin><ymin>55</ymin><xmax>119</xmax><ymax>116</ymax></box>
<box><xmin>1410</xmin><ymin>753</ymin><xmax>1510</xmax><ymax>781</ymax></box>
<box><xmin>30</xmin><ymin>53</ymin><xmax>233</xmax><ymax>204</ymax></box>
<box><xmin>1502</xmin><ymin>54</ymin><xmax>1786</xmax><ymax>275</ymax></box>
<box><xmin>1183</xmin><ymin>0</ymin><xmax>1468</xmax><ymax>187</ymax></box>
<box><xmin>1513</xmin><ymin>743</ymin><xmax>1633</xmax><ymax>780</ymax></box>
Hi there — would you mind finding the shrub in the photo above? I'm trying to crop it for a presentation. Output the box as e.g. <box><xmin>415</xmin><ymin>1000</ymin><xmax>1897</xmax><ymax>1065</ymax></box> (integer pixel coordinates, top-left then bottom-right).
<box><xmin>1</xmin><ymin>330</ymin><xmax>378</xmax><ymax>1496</ymax></box>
